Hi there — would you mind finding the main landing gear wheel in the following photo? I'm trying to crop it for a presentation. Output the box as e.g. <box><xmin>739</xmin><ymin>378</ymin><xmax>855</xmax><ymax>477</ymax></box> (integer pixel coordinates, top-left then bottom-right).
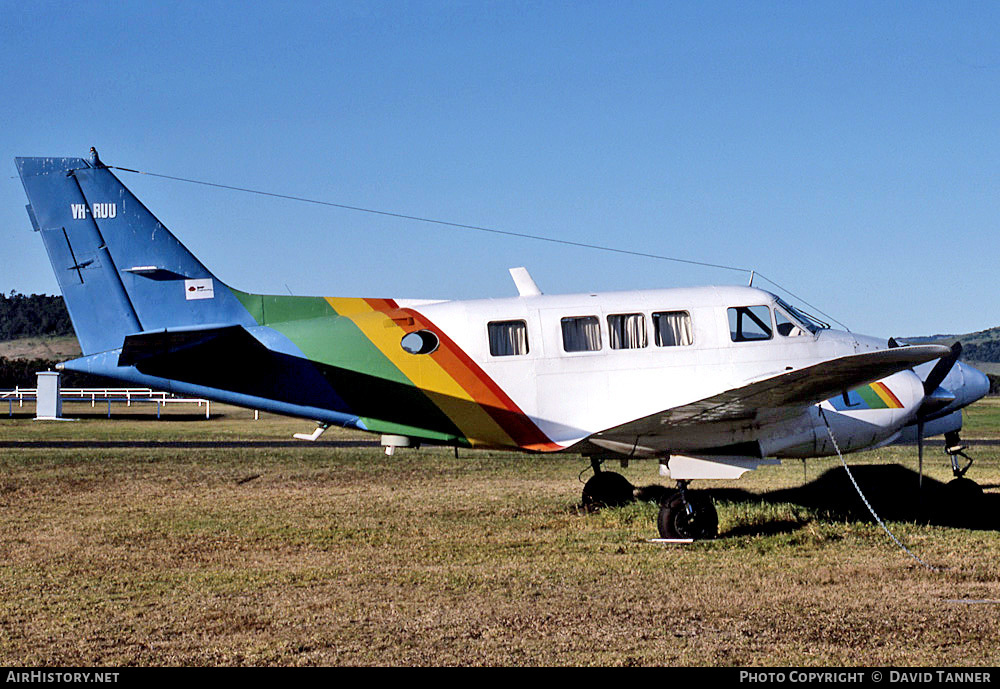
<box><xmin>658</xmin><ymin>491</ymin><xmax>718</xmax><ymax>540</ymax></box>
<box><xmin>581</xmin><ymin>471</ymin><xmax>635</xmax><ymax>509</ymax></box>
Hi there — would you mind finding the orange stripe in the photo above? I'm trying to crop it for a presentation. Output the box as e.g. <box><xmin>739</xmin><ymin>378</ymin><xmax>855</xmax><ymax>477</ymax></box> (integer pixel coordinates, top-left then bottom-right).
<box><xmin>327</xmin><ymin>297</ymin><xmax>518</xmax><ymax>447</ymax></box>
<box><xmin>871</xmin><ymin>382</ymin><xmax>903</xmax><ymax>409</ymax></box>
<box><xmin>333</xmin><ymin>298</ymin><xmax>559</xmax><ymax>451</ymax></box>
<box><xmin>402</xmin><ymin>308</ymin><xmax>560</xmax><ymax>451</ymax></box>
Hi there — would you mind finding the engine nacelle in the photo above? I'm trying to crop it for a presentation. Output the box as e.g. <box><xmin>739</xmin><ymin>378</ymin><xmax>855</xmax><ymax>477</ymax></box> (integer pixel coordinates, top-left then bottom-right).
<box><xmin>770</xmin><ymin>369</ymin><xmax>925</xmax><ymax>459</ymax></box>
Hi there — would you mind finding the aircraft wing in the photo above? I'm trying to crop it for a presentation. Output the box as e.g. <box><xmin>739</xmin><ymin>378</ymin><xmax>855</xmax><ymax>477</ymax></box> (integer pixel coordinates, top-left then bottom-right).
<box><xmin>596</xmin><ymin>344</ymin><xmax>950</xmax><ymax>438</ymax></box>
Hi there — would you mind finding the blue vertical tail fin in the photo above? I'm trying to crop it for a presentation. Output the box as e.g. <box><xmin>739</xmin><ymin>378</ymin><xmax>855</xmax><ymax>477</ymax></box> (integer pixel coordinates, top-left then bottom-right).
<box><xmin>16</xmin><ymin>151</ymin><xmax>256</xmax><ymax>355</ymax></box>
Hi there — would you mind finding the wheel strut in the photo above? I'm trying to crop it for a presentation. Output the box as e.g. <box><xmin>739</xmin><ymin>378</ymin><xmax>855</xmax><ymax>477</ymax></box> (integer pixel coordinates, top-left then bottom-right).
<box><xmin>945</xmin><ymin>431</ymin><xmax>974</xmax><ymax>478</ymax></box>
<box><xmin>675</xmin><ymin>479</ymin><xmax>695</xmax><ymax>517</ymax></box>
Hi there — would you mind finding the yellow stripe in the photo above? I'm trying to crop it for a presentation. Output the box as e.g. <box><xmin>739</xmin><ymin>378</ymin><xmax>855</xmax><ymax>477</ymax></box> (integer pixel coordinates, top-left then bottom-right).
<box><xmin>324</xmin><ymin>297</ymin><xmax>516</xmax><ymax>447</ymax></box>
<box><xmin>870</xmin><ymin>382</ymin><xmax>901</xmax><ymax>409</ymax></box>
<box><xmin>323</xmin><ymin>297</ymin><xmax>372</xmax><ymax>317</ymax></box>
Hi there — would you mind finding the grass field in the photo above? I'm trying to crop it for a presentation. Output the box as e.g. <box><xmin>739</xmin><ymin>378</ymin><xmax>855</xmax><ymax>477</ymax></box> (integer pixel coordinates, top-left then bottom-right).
<box><xmin>3</xmin><ymin>400</ymin><xmax>1000</xmax><ymax>666</ymax></box>
<box><xmin>0</xmin><ymin>335</ymin><xmax>81</xmax><ymax>361</ymax></box>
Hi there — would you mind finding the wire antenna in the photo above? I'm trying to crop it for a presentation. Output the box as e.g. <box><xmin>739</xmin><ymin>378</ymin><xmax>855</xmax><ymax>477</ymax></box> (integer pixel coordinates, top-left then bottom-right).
<box><xmin>110</xmin><ymin>163</ymin><xmax>849</xmax><ymax>329</ymax></box>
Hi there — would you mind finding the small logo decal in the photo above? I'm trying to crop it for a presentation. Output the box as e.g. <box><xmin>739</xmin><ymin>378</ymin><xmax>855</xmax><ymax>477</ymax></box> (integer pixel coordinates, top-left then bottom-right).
<box><xmin>184</xmin><ymin>278</ymin><xmax>214</xmax><ymax>300</ymax></box>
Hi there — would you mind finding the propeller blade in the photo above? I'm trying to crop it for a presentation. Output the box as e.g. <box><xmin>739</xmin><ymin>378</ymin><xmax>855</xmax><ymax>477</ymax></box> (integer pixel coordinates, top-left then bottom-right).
<box><xmin>923</xmin><ymin>341</ymin><xmax>962</xmax><ymax>397</ymax></box>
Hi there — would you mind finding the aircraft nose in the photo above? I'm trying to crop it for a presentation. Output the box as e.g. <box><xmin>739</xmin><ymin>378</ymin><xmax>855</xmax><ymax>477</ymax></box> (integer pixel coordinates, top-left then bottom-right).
<box><xmin>958</xmin><ymin>361</ymin><xmax>990</xmax><ymax>405</ymax></box>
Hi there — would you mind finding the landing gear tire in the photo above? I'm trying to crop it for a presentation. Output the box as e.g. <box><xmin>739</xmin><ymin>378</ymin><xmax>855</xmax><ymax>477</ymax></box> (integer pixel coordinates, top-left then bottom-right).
<box><xmin>658</xmin><ymin>492</ymin><xmax>718</xmax><ymax>540</ymax></box>
<box><xmin>581</xmin><ymin>471</ymin><xmax>634</xmax><ymax>509</ymax></box>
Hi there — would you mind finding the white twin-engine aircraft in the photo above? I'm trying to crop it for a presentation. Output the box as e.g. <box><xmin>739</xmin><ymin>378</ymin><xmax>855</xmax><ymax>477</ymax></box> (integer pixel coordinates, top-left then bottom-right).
<box><xmin>16</xmin><ymin>151</ymin><xmax>991</xmax><ymax>540</ymax></box>
<box><xmin>433</xmin><ymin>280</ymin><xmax>988</xmax><ymax>538</ymax></box>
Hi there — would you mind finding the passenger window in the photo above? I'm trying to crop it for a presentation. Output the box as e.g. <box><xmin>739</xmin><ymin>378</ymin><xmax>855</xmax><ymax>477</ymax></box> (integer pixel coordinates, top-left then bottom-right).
<box><xmin>728</xmin><ymin>306</ymin><xmax>772</xmax><ymax>342</ymax></box>
<box><xmin>561</xmin><ymin>316</ymin><xmax>602</xmax><ymax>352</ymax></box>
<box><xmin>607</xmin><ymin>313</ymin><xmax>647</xmax><ymax>349</ymax></box>
<box><xmin>488</xmin><ymin>320</ymin><xmax>529</xmax><ymax>356</ymax></box>
<box><xmin>775</xmin><ymin>309</ymin><xmax>805</xmax><ymax>337</ymax></box>
<box><xmin>652</xmin><ymin>311</ymin><xmax>693</xmax><ymax>347</ymax></box>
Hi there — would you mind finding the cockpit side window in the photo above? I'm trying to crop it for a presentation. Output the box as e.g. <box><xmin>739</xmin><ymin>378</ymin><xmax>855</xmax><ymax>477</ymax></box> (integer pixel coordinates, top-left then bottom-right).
<box><xmin>728</xmin><ymin>305</ymin><xmax>773</xmax><ymax>342</ymax></box>
<box><xmin>773</xmin><ymin>296</ymin><xmax>828</xmax><ymax>333</ymax></box>
<box><xmin>774</xmin><ymin>308</ymin><xmax>806</xmax><ymax>337</ymax></box>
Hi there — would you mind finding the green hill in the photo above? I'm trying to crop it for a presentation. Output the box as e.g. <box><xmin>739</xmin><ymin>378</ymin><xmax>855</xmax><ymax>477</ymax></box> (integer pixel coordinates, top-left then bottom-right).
<box><xmin>903</xmin><ymin>325</ymin><xmax>1000</xmax><ymax>349</ymax></box>
<box><xmin>902</xmin><ymin>326</ymin><xmax>1000</xmax><ymax>392</ymax></box>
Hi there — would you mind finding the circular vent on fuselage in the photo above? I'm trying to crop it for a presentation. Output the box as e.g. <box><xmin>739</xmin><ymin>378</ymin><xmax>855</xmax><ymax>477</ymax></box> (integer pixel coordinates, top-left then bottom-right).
<box><xmin>400</xmin><ymin>330</ymin><xmax>440</xmax><ymax>355</ymax></box>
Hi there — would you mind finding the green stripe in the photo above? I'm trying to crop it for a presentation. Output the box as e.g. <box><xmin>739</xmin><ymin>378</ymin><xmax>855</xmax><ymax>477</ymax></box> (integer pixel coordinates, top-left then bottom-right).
<box><xmin>854</xmin><ymin>385</ymin><xmax>888</xmax><ymax>409</ymax></box>
<box><xmin>228</xmin><ymin>289</ymin><xmax>468</xmax><ymax>444</ymax></box>
<box><xmin>230</xmin><ymin>289</ymin><xmax>338</xmax><ymax>325</ymax></box>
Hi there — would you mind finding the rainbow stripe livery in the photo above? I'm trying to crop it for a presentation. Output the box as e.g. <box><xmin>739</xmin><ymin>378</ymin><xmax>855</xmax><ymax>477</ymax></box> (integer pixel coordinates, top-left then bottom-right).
<box><xmin>14</xmin><ymin>150</ymin><xmax>991</xmax><ymax>541</ymax></box>
<box><xmin>829</xmin><ymin>381</ymin><xmax>904</xmax><ymax>411</ymax></box>
<box><xmin>231</xmin><ymin>291</ymin><xmax>560</xmax><ymax>450</ymax></box>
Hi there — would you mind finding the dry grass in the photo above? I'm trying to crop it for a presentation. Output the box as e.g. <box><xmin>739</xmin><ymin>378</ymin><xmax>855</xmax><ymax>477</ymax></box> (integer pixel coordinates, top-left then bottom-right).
<box><xmin>0</xmin><ymin>335</ymin><xmax>81</xmax><ymax>361</ymax></box>
<box><xmin>2</xmin><ymin>404</ymin><xmax>1000</xmax><ymax>666</ymax></box>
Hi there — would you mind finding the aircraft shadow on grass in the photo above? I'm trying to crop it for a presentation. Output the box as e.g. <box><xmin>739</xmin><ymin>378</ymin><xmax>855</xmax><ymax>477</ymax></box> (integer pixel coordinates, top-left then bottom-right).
<box><xmin>637</xmin><ymin>463</ymin><xmax>999</xmax><ymax>536</ymax></box>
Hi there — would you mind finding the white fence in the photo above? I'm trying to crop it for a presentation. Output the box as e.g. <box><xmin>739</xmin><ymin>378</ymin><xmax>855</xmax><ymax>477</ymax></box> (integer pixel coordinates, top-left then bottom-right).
<box><xmin>1</xmin><ymin>387</ymin><xmax>213</xmax><ymax>418</ymax></box>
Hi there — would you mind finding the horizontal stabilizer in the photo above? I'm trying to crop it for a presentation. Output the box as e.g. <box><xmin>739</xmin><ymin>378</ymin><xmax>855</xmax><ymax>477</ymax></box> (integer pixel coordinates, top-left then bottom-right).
<box><xmin>118</xmin><ymin>325</ymin><xmax>266</xmax><ymax>367</ymax></box>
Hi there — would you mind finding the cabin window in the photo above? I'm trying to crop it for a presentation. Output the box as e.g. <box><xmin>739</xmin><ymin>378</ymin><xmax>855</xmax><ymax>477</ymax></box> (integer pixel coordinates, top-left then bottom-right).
<box><xmin>652</xmin><ymin>311</ymin><xmax>693</xmax><ymax>346</ymax></box>
<box><xmin>561</xmin><ymin>316</ymin><xmax>602</xmax><ymax>352</ymax></box>
<box><xmin>728</xmin><ymin>305</ymin><xmax>772</xmax><ymax>342</ymax></box>
<box><xmin>488</xmin><ymin>320</ymin><xmax>529</xmax><ymax>356</ymax></box>
<box><xmin>400</xmin><ymin>330</ymin><xmax>440</xmax><ymax>355</ymax></box>
<box><xmin>775</xmin><ymin>309</ymin><xmax>806</xmax><ymax>337</ymax></box>
<box><xmin>607</xmin><ymin>313</ymin><xmax>647</xmax><ymax>349</ymax></box>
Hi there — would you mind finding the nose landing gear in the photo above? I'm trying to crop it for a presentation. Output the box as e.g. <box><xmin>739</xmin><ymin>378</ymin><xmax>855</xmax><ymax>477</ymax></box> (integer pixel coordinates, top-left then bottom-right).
<box><xmin>945</xmin><ymin>431</ymin><xmax>975</xmax><ymax>480</ymax></box>
<box><xmin>657</xmin><ymin>480</ymin><xmax>718</xmax><ymax>540</ymax></box>
<box><xmin>941</xmin><ymin>431</ymin><xmax>984</xmax><ymax>526</ymax></box>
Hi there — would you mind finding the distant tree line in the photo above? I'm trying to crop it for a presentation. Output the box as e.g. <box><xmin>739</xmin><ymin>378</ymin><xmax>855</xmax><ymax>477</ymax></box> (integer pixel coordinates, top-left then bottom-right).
<box><xmin>961</xmin><ymin>341</ymin><xmax>1000</xmax><ymax>364</ymax></box>
<box><xmin>0</xmin><ymin>356</ymin><xmax>111</xmax><ymax>389</ymax></box>
<box><xmin>0</xmin><ymin>292</ymin><xmax>104</xmax><ymax>387</ymax></box>
<box><xmin>0</xmin><ymin>291</ymin><xmax>73</xmax><ymax>340</ymax></box>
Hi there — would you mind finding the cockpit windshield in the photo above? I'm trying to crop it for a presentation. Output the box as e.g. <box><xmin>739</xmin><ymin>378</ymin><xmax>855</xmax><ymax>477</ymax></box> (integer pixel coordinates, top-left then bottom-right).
<box><xmin>772</xmin><ymin>296</ymin><xmax>830</xmax><ymax>334</ymax></box>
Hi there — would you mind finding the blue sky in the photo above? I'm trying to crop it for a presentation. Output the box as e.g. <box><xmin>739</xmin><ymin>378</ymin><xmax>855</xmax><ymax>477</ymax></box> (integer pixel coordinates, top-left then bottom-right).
<box><xmin>2</xmin><ymin>1</ymin><xmax>998</xmax><ymax>337</ymax></box>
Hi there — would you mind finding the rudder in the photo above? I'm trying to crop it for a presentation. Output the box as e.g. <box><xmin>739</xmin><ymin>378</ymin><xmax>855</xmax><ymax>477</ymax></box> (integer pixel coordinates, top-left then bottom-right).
<box><xmin>16</xmin><ymin>151</ymin><xmax>256</xmax><ymax>355</ymax></box>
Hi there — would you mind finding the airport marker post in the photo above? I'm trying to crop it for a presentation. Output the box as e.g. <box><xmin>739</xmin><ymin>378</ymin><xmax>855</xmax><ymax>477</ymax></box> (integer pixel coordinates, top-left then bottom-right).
<box><xmin>34</xmin><ymin>371</ymin><xmax>62</xmax><ymax>420</ymax></box>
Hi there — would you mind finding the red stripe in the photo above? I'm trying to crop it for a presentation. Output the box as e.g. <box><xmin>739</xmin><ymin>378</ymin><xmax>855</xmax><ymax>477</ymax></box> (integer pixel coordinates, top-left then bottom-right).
<box><xmin>873</xmin><ymin>382</ymin><xmax>903</xmax><ymax>408</ymax></box>
<box><xmin>400</xmin><ymin>307</ymin><xmax>560</xmax><ymax>451</ymax></box>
